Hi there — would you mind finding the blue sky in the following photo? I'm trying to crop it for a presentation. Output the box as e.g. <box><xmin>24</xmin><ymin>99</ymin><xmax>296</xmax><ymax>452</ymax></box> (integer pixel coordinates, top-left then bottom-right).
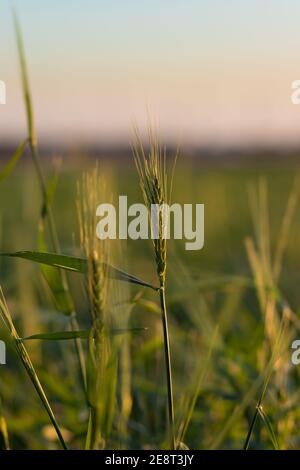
<box><xmin>1</xmin><ymin>0</ymin><xmax>300</xmax><ymax>146</ymax></box>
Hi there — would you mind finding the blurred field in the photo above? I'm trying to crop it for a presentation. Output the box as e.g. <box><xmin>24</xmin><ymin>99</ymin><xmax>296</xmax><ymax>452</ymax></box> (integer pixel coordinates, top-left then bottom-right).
<box><xmin>1</xmin><ymin>157</ymin><xmax>300</xmax><ymax>449</ymax></box>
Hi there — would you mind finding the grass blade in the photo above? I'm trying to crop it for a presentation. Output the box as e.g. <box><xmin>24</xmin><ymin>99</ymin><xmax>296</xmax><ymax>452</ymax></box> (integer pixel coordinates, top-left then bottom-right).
<box><xmin>0</xmin><ymin>400</ymin><xmax>10</xmax><ymax>450</ymax></box>
<box><xmin>243</xmin><ymin>316</ymin><xmax>288</xmax><ymax>450</ymax></box>
<box><xmin>23</xmin><ymin>331</ymin><xmax>90</xmax><ymax>341</ymax></box>
<box><xmin>13</xmin><ymin>12</ymin><xmax>36</xmax><ymax>147</ymax></box>
<box><xmin>257</xmin><ymin>405</ymin><xmax>279</xmax><ymax>450</ymax></box>
<box><xmin>13</xmin><ymin>10</ymin><xmax>87</xmax><ymax>395</ymax></box>
<box><xmin>177</xmin><ymin>326</ymin><xmax>218</xmax><ymax>446</ymax></box>
<box><xmin>0</xmin><ymin>251</ymin><xmax>158</xmax><ymax>290</ymax></box>
<box><xmin>0</xmin><ymin>416</ymin><xmax>9</xmax><ymax>450</ymax></box>
<box><xmin>0</xmin><ymin>139</ymin><xmax>28</xmax><ymax>183</ymax></box>
<box><xmin>0</xmin><ymin>288</ymin><xmax>67</xmax><ymax>449</ymax></box>
<box><xmin>38</xmin><ymin>225</ymin><xmax>74</xmax><ymax>316</ymax></box>
<box><xmin>22</xmin><ymin>327</ymin><xmax>147</xmax><ymax>341</ymax></box>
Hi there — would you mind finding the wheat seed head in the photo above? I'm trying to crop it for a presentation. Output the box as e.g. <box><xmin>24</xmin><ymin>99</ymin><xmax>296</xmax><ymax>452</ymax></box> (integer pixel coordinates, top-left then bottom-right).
<box><xmin>132</xmin><ymin>125</ymin><xmax>177</xmax><ymax>287</ymax></box>
<box><xmin>77</xmin><ymin>165</ymin><xmax>110</xmax><ymax>325</ymax></box>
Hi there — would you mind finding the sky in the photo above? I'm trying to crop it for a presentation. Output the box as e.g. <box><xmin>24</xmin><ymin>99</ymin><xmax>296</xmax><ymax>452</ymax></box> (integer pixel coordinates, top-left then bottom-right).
<box><xmin>1</xmin><ymin>0</ymin><xmax>300</xmax><ymax>147</ymax></box>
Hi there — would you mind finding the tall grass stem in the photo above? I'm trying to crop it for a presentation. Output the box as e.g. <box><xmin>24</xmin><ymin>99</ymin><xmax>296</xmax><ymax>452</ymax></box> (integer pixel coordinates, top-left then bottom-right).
<box><xmin>159</xmin><ymin>286</ymin><xmax>175</xmax><ymax>450</ymax></box>
<box><xmin>14</xmin><ymin>11</ymin><xmax>87</xmax><ymax>395</ymax></box>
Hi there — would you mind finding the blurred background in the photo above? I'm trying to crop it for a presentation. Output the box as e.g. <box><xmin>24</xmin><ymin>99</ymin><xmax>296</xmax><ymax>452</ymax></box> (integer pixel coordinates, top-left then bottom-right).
<box><xmin>1</xmin><ymin>0</ymin><xmax>300</xmax><ymax>149</ymax></box>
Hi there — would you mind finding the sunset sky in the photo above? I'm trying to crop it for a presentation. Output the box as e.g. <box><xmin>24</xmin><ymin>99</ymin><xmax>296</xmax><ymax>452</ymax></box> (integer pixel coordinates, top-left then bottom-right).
<box><xmin>1</xmin><ymin>0</ymin><xmax>300</xmax><ymax>147</ymax></box>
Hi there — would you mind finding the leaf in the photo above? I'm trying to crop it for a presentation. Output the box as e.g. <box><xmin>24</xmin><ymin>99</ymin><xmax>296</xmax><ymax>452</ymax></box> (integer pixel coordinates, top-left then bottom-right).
<box><xmin>22</xmin><ymin>327</ymin><xmax>147</xmax><ymax>341</ymax></box>
<box><xmin>40</xmin><ymin>263</ymin><xmax>74</xmax><ymax>315</ymax></box>
<box><xmin>0</xmin><ymin>287</ymin><xmax>67</xmax><ymax>450</ymax></box>
<box><xmin>110</xmin><ymin>327</ymin><xmax>148</xmax><ymax>336</ymax></box>
<box><xmin>22</xmin><ymin>331</ymin><xmax>89</xmax><ymax>341</ymax></box>
<box><xmin>177</xmin><ymin>326</ymin><xmax>218</xmax><ymax>444</ymax></box>
<box><xmin>134</xmin><ymin>298</ymin><xmax>161</xmax><ymax>315</ymax></box>
<box><xmin>0</xmin><ymin>251</ymin><xmax>158</xmax><ymax>291</ymax></box>
<box><xmin>257</xmin><ymin>406</ymin><xmax>279</xmax><ymax>450</ymax></box>
<box><xmin>40</xmin><ymin>172</ymin><xmax>58</xmax><ymax>219</ymax></box>
<box><xmin>14</xmin><ymin>11</ymin><xmax>36</xmax><ymax>145</ymax></box>
<box><xmin>4</xmin><ymin>251</ymin><xmax>85</xmax><ymax>272</ymax></box>
<box><xmin>101</xmin><ymin>354</ymin><xmax>118</xmax><ymax>437</ymax></box>
<box><xmin>0</xmin><ymin>139</ymin><xmax>28</xmax><ymax>183</ymax></box>
<box><xmin>0</xmin><ymin>415</ymin><xmax>10</xmax><ymax>450</ymax></box>
<box><xmin>38</xmin><ymin>219</ymin><xmax>74</xmax><ymax>316</ymax></box>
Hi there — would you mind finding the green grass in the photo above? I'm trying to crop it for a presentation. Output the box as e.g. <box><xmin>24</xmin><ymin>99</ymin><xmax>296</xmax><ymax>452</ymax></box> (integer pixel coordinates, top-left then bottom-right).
<box><xmin>1</xmin><ymin>161</ymin><xmax>300</xmax><ymax>449</ymax></box>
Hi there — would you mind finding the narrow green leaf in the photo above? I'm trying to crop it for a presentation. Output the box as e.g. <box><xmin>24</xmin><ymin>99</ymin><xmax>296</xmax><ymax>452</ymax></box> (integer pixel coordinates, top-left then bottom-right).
<box><xmin>0</xmin><ymin>415</ymin><xmax>10</xmax><ymax>450</ymax></box>
<box><xmin>38</xmin><ymin>222</ymin><xmax>74</xmax><ymax>316</ymax></box>
<box><xmin>41</xmin><ymin>172</ymin><xmax>58</xmax><ymax>219</ymax></box>
<box><xmin>100</xmin><ymin>354</ymin><xmax>118</xmax><ymax>437</ymax></box>
<box><xmin>0</xmin><ymin>139</ymin><xmax>28</xmax><ymax>183</ymax></box>
<box><xmin>177</xmin><ymin>326</ymin><xmax>218</xmax><ymax>444</ymax></box>
<box><xmin>0</xmin><ymin>251</ymin><xmax>158</xmax><ymax>290</ymax></box>
<box><xmin>23</xmin><ymin>331</ymin><xmax>89</xmax><ymax>341</ymax></box>
<box><xmin>134</xmin><ymin>298</ymin><xmax>161</xmax><ymax>315</ymax></box>
<box><xmin>14</xmin><ymin>11</ymin><xmax>36</xmax><ymax>146</ymax></box>
<box><xmin>0</xmin><ymin>288</ymin><xmax>67</xmax><ymax>450</ymax></box>
<box><xmin>22</xmin><ymin>327</ymin><xmax>147</xmax><ymax>341</ymax></box>
<box><xmin>110</xmin><ymin>327</ymin><xmax>148</xmax><ymax>336</ymax></box>
<box><xmin>257</xmin><ymin>406</ymin><xmax>279</xmax><ymax>450</ymax></box>
<box><xmin>39</xmin><ymin>261</ymin><xmax>74</xmax><ymax>315</ymax></box>
<box><xmin>2</xmin><ymin>251</ymin><xmax>85</xmax><ymax>272</ymax></box>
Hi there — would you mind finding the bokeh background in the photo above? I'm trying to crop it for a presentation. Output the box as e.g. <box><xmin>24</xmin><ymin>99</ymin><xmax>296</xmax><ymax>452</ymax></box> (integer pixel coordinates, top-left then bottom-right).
<box><xmin>2</xmin><ymin>0</ymin><xmax>300</xmax><ymax>147</ymax></box>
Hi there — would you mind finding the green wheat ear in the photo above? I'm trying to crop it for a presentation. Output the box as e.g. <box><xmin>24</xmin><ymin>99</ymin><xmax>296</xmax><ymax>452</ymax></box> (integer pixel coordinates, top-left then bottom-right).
<box><xmin>132</xmin><ymin>127</ymin><xmax>168</xmax><ymax>286</ymax></box>
<box><xmin>132</xmin><ymin>126</ymin><xmax>177</xmax><ymax>450</ymax></box>
<box><xmin>77</xmin><ymin>167</ymin><xmax>115</xmax><ymax>450</ymax></box>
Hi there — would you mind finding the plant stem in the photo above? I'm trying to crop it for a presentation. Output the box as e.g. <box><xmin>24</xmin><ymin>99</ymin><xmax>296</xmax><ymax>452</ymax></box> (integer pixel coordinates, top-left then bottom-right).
<box><xmin>30</xmin><ymin>126</ymin><xmax>87</xmax><ymax>400</ymax></box>
<box><xmin>14</xmin><ymin>12</ymin><xmax>87</xmax><ymax>396</ymax></box>
<box><xmin>0</xmin><ymin>413</ymin><xmax>10</xmax><ymax>450</ymax></box>
<box><xmin>70</xmin><ymin>314</ymin><xmax>87</xmax><ymax>392</ymax></box>
<box><xmin>88</xmin><ymin>406</ymin><xmax>102</xmax><ymax>450</ymax></box>
<box><xmin>0</xmin><ymin>292</ymin><xmax>67</xmax><ymax>450</ymax></box>
<box><xmin>15</xmin><ymin>339</ymin><xmax>68</xmax><ymax>450</ymax></box>
<box><xmin>243</xmin><ymin>322</ymin><xmax>283</xmax><ymax>450</ymax></box>
<box><xmin>243</xmin><ymin>403</ymin><xmax>260</xmax><ymax>450</ymax></box>
<box><xmin>30</xmin><ymin>144</ymin><xmax>61</xmax><ymax>251</ymax></box>
<box><xmin>159</xmin><ymin>286</ymin><xmax>175</xmax><ymax>450</ymax></box>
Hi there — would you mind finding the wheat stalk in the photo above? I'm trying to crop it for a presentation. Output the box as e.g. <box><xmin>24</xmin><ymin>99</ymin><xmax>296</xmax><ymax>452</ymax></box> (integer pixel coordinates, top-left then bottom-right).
<box><xmin>13</xmin><ymin>11</ymin><xmax>87</xmax><ymax>395</ymax></box>
<box><xmin>0</xmin><ymin>398</ymin><xmax>10</xmax><ymax>450</ymax></box>
<box><xmin>0</xmin><ymin>288</ymin><xmax>67</xmax><ymax>450</ymax></box>
<box><xmin>77</xmin><ymin>167</ymin><xmax>112</xmax><ymax>450</ymax></box>
<box><xmin>132</xmin><ymin>127</ymin><xmax>176</xmax><ymax>449</ymax></box>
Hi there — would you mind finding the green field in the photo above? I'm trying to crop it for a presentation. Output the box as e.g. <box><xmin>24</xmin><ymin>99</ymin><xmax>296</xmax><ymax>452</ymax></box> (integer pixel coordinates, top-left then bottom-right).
<box><xmin>1</xmin><ymin>158</ymin><xmax>300</xmax><ymax>450</ymax></box>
